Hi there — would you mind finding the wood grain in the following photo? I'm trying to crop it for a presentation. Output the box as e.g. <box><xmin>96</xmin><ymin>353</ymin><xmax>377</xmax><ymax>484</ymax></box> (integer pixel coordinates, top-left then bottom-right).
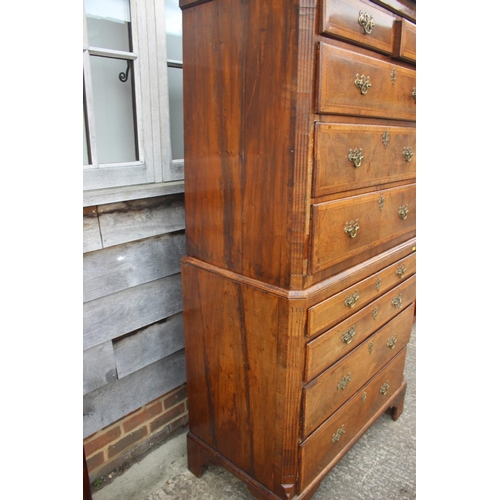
<box><xmin>83</xmin><ymin>341</ymin><xmax>117</xmax><ymax>395</ymax></box>
<box><xmin>83</xmin><ymin>232</ymin><xmax>185</xmax><ymax>302</ymax></box>
<box><xmin>83</xmin><ymin>349</ymin><xmax>186</xmax><ymax>438</ymax></box>
<box><xmin>83</xmin><ymin>274</ymin><xmax>182</xmax><ymax>350</ymax></box>
<box><xmin>98</xmin><ymin>194</ymin><xmax>185</xmax><ymax>248</ymax></box>
<box><xmin>83</xmin><ymin>206</ymin><xmax>102</xmax><ymax>253</ymax></box>
<box><xmin>113</xmin><ymin>312</ymin><xmax>184</xmax><ymax>378</ymax></box>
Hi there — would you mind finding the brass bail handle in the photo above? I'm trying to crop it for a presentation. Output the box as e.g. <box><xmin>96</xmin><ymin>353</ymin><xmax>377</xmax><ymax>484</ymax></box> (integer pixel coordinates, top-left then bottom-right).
<box><xmin>354</xmin><ymin>74</ymin><xmax>371</xmax><ymax>95</ymax></box>
<box><xmin>358</xmin><ymin>11</ymin><xmax>375</xmax><ymax>34</ymax></box>
<box><xmin>348</xmin><ymin>148</ymin><xmax>364</xmax><ymax>168</ymax></box>
<box><xmin>344</xmin><ymin>219</ymin><xmax>360</xmax><ymax>238</ymax></box>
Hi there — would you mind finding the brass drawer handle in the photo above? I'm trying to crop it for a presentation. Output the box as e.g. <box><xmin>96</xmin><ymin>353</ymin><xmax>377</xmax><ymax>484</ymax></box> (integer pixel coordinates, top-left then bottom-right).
<box><xmin>344</xmin><ymin>289</ymin><xmax>360</xmax><ymax>308</ymax></box>
<box><xmin>398</xmin><ymin>204</ymin><xmax>409</xmax><ymax>220</ymax></box>
<box><xmin>332</xmin><ymin>424</ymin><xmax>345</xmax><ymax>443</ymax></box>
<box><xmin>354</xmin><ymin>73</ymin><xmax>371</xmax><ymax>95</ymax></box>
<box><xmin>358</xmin><ymin>11</ymin><xmax>375</xmax><ymax>35</ymax></box>
<box><xmin>392</xmin><ymin>293</ymin><xmax>403</xmax><ymax>309</ymax></box>
<box><xmin>348</xmin><ymin>148</ymin><xmax>364</xmax><ymax>167</ymax></box>
<box><xmin>411</xmin><ymin>87</ymin><xmax>416</xmax><ymax>101</ymax></box>
<box><xmin>387</xmin><ymin>335</ymin><xmax>397</xmax><ymax>349</ymax></box>
<box><xmin>338</xmin><ymin>373</ymin><xmax>351</xmax><ymax>391</ymax></box>
<box><xmin>403</xmin><ymin>147</ymin><xmax>413</xmax><ymax>162</ymax></box>
<box><xmin>344</xmin><ymin>219</ymin><xmax>360</xmax><ymax>238</ymax></box>
<box><xmin>341</xmin><ymin>326</ymin><xmax>356</xmax><ymax>344</ymax></box>
<box><xmin>380</xmin><ymin>382</ymin><xmax>390</xmax><ymax>395</ymax></box>
<box><xmin>396</xmin><ymin>264</ymin><xmax>406</xmax><ymax>278</ymax></box>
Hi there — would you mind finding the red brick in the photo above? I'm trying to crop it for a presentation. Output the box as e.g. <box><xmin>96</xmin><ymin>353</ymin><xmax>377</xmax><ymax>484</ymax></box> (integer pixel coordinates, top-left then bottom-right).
<box><xmin>107</xmin><ymin>426</ymin><xmax>148</xmax><ymax>458</ymax></box>
<box><xmin>84</xmin><ymin>425</ymin><xmax>121</xmax><ymax>457</ymax></box>
<box><xmin>123</xmin><ymin>401</ymin><xmax>162</xmax><ymax>433</ymax></box>
<box><xmin>86</xmin><ymin>451</ymin><xmax>104</xmax><ymax>472</ymax></box>
<box><xmin>163</xmin><ymin>384</ymin><xmax>187</xmax><ymax>411</ymax></box>
<box><xmin>150</xmin><ymin>402</ymin><xmax>186</xmax><ymax>433</ymax></box>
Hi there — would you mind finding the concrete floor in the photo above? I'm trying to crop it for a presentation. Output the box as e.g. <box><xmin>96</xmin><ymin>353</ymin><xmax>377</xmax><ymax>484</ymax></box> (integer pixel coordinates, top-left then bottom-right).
<box><xmin>94</xmin><ymin>323</ymin><xmax>416</xmax><ymax>500</ymax></box>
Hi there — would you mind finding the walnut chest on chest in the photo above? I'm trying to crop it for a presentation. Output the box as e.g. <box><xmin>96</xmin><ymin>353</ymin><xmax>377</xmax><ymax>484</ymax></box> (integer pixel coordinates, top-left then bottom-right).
<box><xmin>180</xmin><ymin>0</ymin><xmax>416</xmax><ymax>498</ymax></box>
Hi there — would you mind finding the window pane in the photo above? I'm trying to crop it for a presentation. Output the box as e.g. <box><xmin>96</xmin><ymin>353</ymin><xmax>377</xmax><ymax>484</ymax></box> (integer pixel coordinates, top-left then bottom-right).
<box><xmin>167</xmin><ymin>67</ymin><xmax>184</xmax><ymax>160</ymax></box>
<box><xmin>85</xmin><ymin>0</ymin><xmax>131</xmax><ymax>52</ymax></box>
<box><xmin>90</xmin><ymin>56</ymin><xmax>138</xmax><ymax>164</ymax></box>
<box><xmin>165</xmin><ymin>0</ymin><xmax>182</xmax><ymax>61</ymax></box>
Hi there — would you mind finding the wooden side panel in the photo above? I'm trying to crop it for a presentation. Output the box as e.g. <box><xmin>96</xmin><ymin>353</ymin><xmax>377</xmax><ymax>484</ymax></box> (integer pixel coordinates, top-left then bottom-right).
<box><xmin>98</xmin><ymin>194</ymin><xmax>185</xmax><ymax>248</ymax></box>
<box><xmin>182</xmin><ymin>260</ymin><xmax>306</xmax><ymax>496</ymax></box>
<box><xmin>182</xmin><ymin>0</ymin><xmax>302</xmax><ymax>288</ymax></box>
<box><xmin>83</xmin><ymin>341</ymin><xmax>117</xmax><ymax>395</ymax></box>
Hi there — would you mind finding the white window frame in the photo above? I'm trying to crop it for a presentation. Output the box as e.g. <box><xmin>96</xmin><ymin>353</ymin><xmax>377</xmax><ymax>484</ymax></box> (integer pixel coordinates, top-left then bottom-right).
<box><xmin>83</xmin><ymin>0</ymin><xmax>184</xmax><ymax>205</ymax></box>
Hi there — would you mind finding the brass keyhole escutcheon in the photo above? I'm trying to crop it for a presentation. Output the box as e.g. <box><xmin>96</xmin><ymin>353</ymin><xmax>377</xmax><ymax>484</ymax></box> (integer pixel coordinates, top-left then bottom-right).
<box><xmin>391</xmin><ymin>68</ymin><xmax>396</xmax><ymax>85</ymax></box>
<box><xmin>348</xmin><ymin>148</ymin><xmax>364</xmax><ymax>167</ymax></box>
<box><xmin>382</xmin><ymin>131</ymin><xmax>390</xmax><ymax>147</ymax></box>
<box><xmin>354</xmin><ymin>73</ymin><xmax>371</xmax><ymax>95</ymax></box>
<box><xmin>398</xmin><ymin>204</ymin><xmax>409</xmax><ymax>220</ymax></box>
<box><xmin>341</xmin><ymin>326</ymin><xmax>356</xmax><ymax>345</ymax></box>
<box><xmin>332</xmin><ymin>424</ymin><xmax>345</xmax><ymax>443</ymax></box>
<box><xmin>403</xmin><ymin>147</ymin><xmax>414</xmax><ymax>162</ymax></box>
<box><xmin>362</xmin><ymin>392</ymin><xmax>367</xmax><ymax>404</ymax></box>
<box><xmin>358</xmin><ymin>11</ymin><xmax>375</xmax><ymax>34</ymax></box>
<box><xmin>344</xmin><ymin>290</ymin><xmax>360</xmax><ymax>308</ymax></box>
<box><xmin>412</xmin><ymin>87</ymin><xmax>416</xmax><ymax>101</ymax></box>
<box><xmin>368</xmin><ymin>341</ymin><xmax>374</xmax><ymax>354</ymax></box>
<box><xmin>376</xmin><ymin>277</ymin><xmax>382</xmax><ymax>291</ymax></box>
<box><xmin>344</xmin><ymin>219</ymin><xmax>360</xmax><ymax>238</ymax></box>
<box><xmin>373</xmin><ymin>306</ymin><xmax>379</xmax><ymax>319</ymax></box>
<box><xmin>378</xmin><ymin>195</ymin><xmax>384</xmax><ymax>211</ymax></box>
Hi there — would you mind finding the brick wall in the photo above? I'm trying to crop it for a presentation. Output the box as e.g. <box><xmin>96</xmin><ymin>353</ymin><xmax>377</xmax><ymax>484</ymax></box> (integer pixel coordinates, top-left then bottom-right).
<box><xmin>84</xmin><ymin>384</ymin><xmax>188</xmax><ymax>483</ymax></box>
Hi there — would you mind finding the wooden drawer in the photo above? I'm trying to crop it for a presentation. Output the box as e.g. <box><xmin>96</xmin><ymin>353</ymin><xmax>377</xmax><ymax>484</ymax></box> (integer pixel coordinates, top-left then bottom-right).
<box><xmin>313</xmin><ymin>122</ymin><xmax>416</xmax><ymax>197</ymax></box>
<box><xmin>393</xmin><ymin>19</ymin><xmax>416</xmax><ymax>63</ymax></box>
<box><xmin>320</xmin><ymin>0</ymin><xmax>395</xmax><ymax>54</ymax></box>
<box><xmin>299</xmin><ymin>347</ymin><xmax>407</xmax><ymax>490</ymax></box>
<box><xmin>305</xmin><ymin>275</ymin><xmax>416</xmax><ymax>381</ymax></box>
<box><xmin>309</xmin><ymin>252</ymin><xmax>415</xmax><ymax>337</ymax></box>
<box><xmin>302</xmin><ymin>306</ymin><xmax>413</xmax><ymax>438</ymax></box>
<box><xmin>310</xmin><ymin>183</ymin><xmax>416</xmax><ymax>274</ymax></box>
<box><xmin>317</xmin><ymin>43</ymin><xmax>416</xmax><ymax>120</ymax></box>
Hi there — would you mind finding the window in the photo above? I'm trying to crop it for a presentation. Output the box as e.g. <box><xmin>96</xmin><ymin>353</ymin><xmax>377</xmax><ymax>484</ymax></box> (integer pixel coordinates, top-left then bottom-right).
<box><xmin>83</xmin><ymin>0</ymin><xmax>184</xmax><ymax>196</ymax></box>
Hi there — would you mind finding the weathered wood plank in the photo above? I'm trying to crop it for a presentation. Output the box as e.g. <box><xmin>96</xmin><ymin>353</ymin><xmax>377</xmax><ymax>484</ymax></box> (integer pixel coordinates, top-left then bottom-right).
<box><xmin>83</xmin><ymin>341</ymin><xmax>117</xmax><ymax>396</ymax></box>
<box><xmin>83</xmin><ymin>349</ymin><xmax>186</xmax><ymax>438</ymax></box>
<box><xmin>98</xmin><ymin>194</ymin><xmax>185</xmax><ymax>248</ymax></box>
<box><xmin>113</xmin><ymin>312</ymin><xmax>184</xmax><ymax>378</ymax></box>
<box><xmin>83</xmin><ymin>206</ymin><xmax>102</xmax><ymax>253</ymax></box>
<box><xmin>83</xmin><ymin>274</ymin><xmax>183</xmax><ymax>350</ymax></box>
<box><xmin>83</xmin><ymin>232</ymin><xmax>186</xmax><ymax>303</ymax></box>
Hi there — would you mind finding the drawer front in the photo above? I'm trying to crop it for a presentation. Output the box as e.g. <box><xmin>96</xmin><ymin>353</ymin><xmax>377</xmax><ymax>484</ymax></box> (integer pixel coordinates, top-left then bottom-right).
<box><xmin>320</xmin><ymin>0</ymin><xmax>395</xmax><ymax>54</ymax></box>
<box><xmin>308</xmin><ymin>252</ymin><xmax>415</xmax><ymax>337</ymax></box>
<box><xmin>394</xmin><ymin>19</ymin><xmax>416</xmax><ymax>62</ymax></box>
<box><xmin>313</xmin><ymin>123</ymin><xmax>416</xmax><ymax>197</ymax></box>
<box><xmin>299</xmin><ymin>347</ymin><xmax>407</xmax><ymax>490</ymax></box>
<box><xmin>302</xmin><ymin>306</ymin><xmax>413</xmax><ymax>438</ymax></box>
<box><xmin>310</xmin><ymin>184</ymin><xmax>416</xmax><ymax>274</ymax></box>
<box><xmin>317</xmin><ymin>43</ymin><xmax>416</xmax><ymax>120</ymax></box>
<box><xmin>305</xmin><ymin>275</ymin><xmax>416</xmax><ymax>381</ymax></box>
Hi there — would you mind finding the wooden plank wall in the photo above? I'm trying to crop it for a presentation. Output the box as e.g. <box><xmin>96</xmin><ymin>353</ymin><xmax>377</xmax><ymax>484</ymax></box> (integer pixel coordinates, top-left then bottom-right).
<box><xmin>83</xmin><ymin>193</ymin><xmax>187</xmax><ymax>438</ymax></box>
